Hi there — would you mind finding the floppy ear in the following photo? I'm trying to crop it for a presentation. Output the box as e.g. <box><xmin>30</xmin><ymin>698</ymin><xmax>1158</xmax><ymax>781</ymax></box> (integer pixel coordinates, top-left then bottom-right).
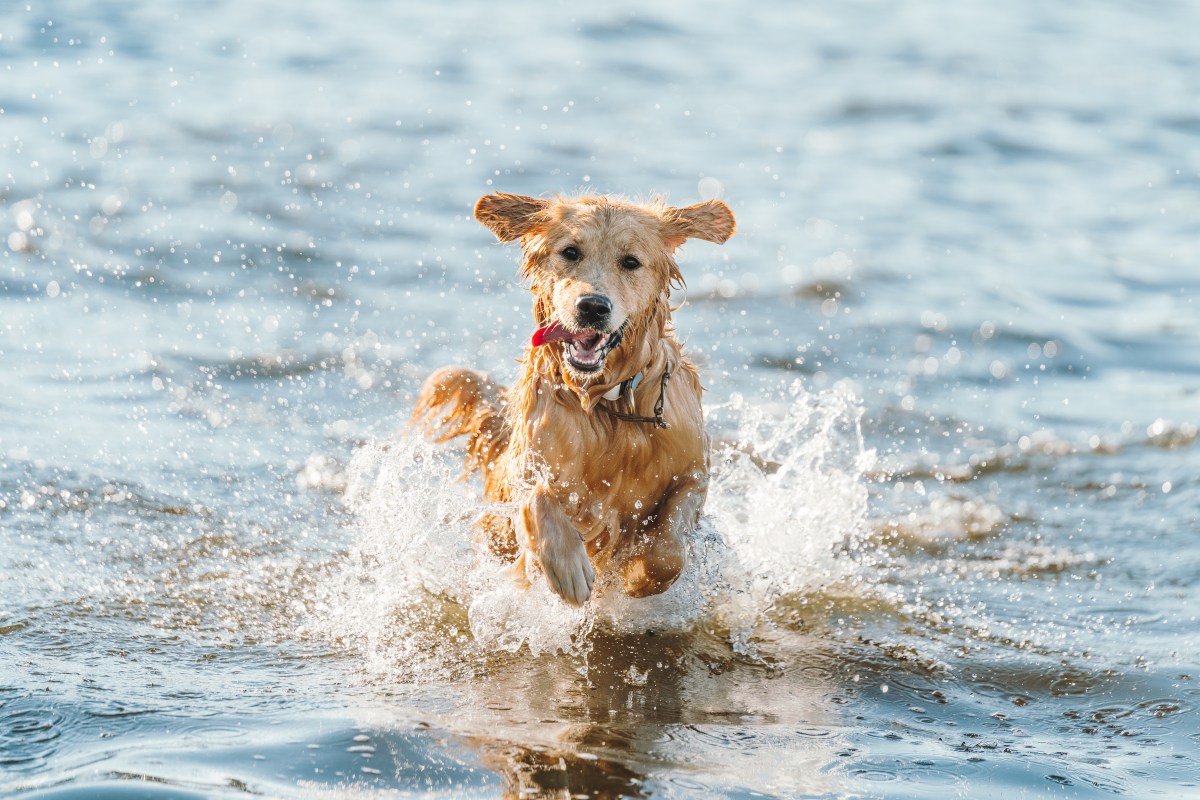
<box><xmin>660</xmin><ymin>200</ymin><xmax>736</xmax><ymax>250</ymax></box>
<box><xmin>474</xmin><ymin>193</ymin><xmax>551</xmax><ymax>242</ymax></box>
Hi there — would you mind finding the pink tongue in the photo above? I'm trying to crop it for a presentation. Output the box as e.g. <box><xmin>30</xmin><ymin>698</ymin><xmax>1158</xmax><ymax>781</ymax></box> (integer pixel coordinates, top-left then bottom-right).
<box><xmin>532</xmin><ymin>321</ymin><xmax>573</xmax><ymax>347</ymax></box>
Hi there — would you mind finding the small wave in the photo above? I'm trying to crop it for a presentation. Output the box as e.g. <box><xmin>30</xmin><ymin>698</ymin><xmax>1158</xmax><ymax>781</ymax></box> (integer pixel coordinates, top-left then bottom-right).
<box><xmin>0</xmin><ymin>464</ymin><xmax>195</xmax><ymax>519</ymax></box>
<box><xmin>873</xmin><ymin>495</ymin><xmax>1009</xmax><ymax>548</ymax></box>
<box><xmin>878</xmin><ymin>418</ymin><xmax>1200</xmax><ymax>488</ymax></box>
<box><xmin>976</xmin><ymin>544</ymin><xmax>1103</xmax><ymax>578</ymax></box>
<box><xmin>1143</xmin><ymin>418</ymin><xmax>1198</xmax><ymax>450</ymax></box>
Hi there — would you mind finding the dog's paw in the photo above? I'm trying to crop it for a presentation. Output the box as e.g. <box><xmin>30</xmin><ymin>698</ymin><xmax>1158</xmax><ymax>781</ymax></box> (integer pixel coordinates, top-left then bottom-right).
<box><xmin>502</xmin><ymin>551</ymin><xmax>532</xmax><ymax>591</ymax></box>
<box><xmin>539</xmin><ymin>535</ymin><xmax>595</xmax><ymax>606</ymax></box>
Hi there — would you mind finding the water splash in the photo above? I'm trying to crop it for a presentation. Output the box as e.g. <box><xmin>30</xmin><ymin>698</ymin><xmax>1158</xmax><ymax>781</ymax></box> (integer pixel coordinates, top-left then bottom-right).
<box><xmin>706</xmin><ymin>380</ymin><xmax>874</xmax><ymax>604</ymax></box>
<box><xmin>313</xmin><ymin>380</ymin><xmax>872</xmax><ymax>677</ymax></box>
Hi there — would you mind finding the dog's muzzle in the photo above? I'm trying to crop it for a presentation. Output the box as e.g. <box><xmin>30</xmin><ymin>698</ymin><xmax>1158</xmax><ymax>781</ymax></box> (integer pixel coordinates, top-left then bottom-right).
<box><xmin>531</xmin><ymin>319</ymin><xmax>625</xmax><ymax>375</ymax></box>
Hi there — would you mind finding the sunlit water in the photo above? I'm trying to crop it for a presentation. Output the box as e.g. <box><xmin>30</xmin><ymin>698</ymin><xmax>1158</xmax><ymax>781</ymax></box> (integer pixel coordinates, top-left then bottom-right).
<box><xmin>3</xmin><ymin>2</ymin><xmax>1199</xmax><ymax>798</ymax></box>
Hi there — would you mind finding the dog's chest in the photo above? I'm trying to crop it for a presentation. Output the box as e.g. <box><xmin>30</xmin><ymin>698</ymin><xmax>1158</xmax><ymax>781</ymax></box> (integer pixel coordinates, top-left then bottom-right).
<box><xmin>531</xmin><ymin>411</ymin><xmax>697</xmax><ymax>509</ymax></box>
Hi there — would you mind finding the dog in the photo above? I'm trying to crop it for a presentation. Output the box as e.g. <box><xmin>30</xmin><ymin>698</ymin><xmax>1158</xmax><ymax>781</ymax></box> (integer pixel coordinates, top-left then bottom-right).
<box><xmin>412</xmin><ymin>192</ymin><xmax>735</xmax><ymax>606</ymax></box>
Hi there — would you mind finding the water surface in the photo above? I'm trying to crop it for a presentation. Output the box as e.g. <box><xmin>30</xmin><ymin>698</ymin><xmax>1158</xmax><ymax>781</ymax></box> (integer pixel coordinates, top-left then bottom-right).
<box><xmin>3</xmin><ymin>1</ymin><xmax>1199</xmax><ymax>797</ymax></box>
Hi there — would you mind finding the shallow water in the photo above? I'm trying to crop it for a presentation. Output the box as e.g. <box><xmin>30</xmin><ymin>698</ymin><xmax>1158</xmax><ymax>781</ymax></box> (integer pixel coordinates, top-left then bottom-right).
<box><xmin>3</xmin><ymin>1</ymin><xmax>1200</xmax><ymax>797</ymax></box>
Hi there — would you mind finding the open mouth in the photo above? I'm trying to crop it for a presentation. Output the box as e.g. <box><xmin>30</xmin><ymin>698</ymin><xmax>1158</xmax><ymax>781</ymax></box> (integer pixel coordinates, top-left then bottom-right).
<box><xmin>532</xmin><ymin>321</ymin><xmax>625</xmax><ymax>374</ymax></box>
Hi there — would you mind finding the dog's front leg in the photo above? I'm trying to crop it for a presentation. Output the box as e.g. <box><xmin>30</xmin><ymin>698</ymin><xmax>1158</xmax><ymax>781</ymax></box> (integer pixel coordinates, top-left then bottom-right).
<box><xmin>520</xmin><ymin>491</ymin><xmax>595</xmax><ymax>606</ymax></box>
<box><xmin>620</xmin><ymin>476</ymin><xmax>707</xmax><ymax>598</ymax></box>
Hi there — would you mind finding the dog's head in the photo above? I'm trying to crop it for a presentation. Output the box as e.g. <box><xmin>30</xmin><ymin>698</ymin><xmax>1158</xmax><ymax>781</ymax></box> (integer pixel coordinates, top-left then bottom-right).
<box><xmin>475</xmin><ymin>193</ymin><xmax>735</xmax><ymax>383</ymax></box>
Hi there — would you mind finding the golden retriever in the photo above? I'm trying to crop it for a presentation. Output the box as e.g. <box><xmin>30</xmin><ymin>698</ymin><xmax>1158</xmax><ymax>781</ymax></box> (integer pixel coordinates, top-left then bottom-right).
<box><xmin>413</xmin><ymin>192</ymin><xmax>735</xmax><ymax>606</ymax></box>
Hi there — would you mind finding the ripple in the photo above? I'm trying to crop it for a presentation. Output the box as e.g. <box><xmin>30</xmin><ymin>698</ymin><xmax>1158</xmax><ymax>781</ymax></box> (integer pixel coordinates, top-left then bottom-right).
<box><xmin>893</xmin><ymin>759</ymin><xmax>968</xmax><ymax>787</ymax></box>
<box><xmin>14</xmin><ymin>782</ymin><xmax>210</xmax><ymax>800</ymax></box>
<box><xmin>680</xmin><ymin>724</ymin><xmax>764</xmax><ymax>751</ymax></box>
<box><xmin>0</xmin><ymin>705</ymin><xmax>65</xmax><ymax>770</ymax></box>
<box><xmin>662</xmin><ymin>773</ymin><xmax>720</xmax><ymax>792</ymax></box>
<box><xmin>83</xmin><ymin>703</ymin><xmax>160</xmax><ymax>721</ymax></box>
<box><xmin>794</xmin><ymin>726</ymin><xmax>834</xmax><ymax>738</ymax></box>
<box><xmin>851</xmin><ymin>766</ymin><xmax>898</xmax><ymax>782</ymax></box>
<box><xmin>1070</xmin><ymin>697</ymin><xmax>1194</xmax><ymax>740</ymax></box>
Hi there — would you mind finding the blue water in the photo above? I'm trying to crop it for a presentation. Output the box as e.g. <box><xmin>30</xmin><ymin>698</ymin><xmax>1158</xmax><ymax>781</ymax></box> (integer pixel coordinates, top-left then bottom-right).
<box><xmin>3</xmin><ymin>1</ymin><xmax>1199</xmax><ymax>797</ymax></box>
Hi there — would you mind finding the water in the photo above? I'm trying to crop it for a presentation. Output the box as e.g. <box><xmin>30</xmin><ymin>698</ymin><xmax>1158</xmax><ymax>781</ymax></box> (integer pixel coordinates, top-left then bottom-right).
<box><xmin>3</xmin><ymin>1</ymin><xmax>1199</xmax><ymax>797</ymax></box>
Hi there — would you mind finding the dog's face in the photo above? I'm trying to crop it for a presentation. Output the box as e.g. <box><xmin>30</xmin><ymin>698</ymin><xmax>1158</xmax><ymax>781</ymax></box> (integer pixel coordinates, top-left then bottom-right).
<box><xmin>526</xmin><ymin>201</ymin><xmax>672</xmax><ymax>376</ymax></box>
<box><xmin>475</xmin><ymin>193</ymin><xmax>735</xmax><ymax>380</ymax></box>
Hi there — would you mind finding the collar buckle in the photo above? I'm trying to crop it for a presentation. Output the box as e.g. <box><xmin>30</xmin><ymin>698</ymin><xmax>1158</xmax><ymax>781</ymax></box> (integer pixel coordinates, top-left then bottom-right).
<box><xmin>602</xmin><ymin>370</ymin><xmax>642</xmax><ymax>402</ymax></box>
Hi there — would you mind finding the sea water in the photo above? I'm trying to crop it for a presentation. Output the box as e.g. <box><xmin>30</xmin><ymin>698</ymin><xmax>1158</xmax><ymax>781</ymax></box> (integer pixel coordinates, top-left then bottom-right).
<box><xmin>3</xmin><ymin>1</ymin><xmax>1199</xmax><ymax>797</ymax></box>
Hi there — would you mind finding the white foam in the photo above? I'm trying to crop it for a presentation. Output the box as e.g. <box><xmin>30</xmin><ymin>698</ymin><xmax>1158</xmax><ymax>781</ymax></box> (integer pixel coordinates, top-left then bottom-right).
<box><xmin>706</xmin><ymin>380</ymin><xmax>873</xmax><ymax>604</ymax></box>
<box><xmin>313</xmin><ymin>379</ymin><xmax>872</xmax><ymax>678</ymax></box>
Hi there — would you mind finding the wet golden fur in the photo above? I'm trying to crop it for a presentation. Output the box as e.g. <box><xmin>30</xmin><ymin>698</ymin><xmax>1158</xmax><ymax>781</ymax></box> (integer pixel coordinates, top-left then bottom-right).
<box><xmin>413</xmin><ymin>193</ymin><xmax>735</xmax><ymax>605</ymax></box>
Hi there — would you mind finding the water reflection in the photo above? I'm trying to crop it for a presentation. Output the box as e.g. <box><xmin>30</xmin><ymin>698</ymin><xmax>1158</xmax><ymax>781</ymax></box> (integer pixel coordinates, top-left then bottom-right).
<box><xmin>419</xmin><ymin>628</ymin><xmax>849</xmax><ymax>798</ymax></box>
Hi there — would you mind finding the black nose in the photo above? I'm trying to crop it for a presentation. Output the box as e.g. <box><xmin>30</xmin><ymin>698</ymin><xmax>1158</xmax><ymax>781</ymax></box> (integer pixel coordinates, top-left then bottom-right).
<box><xmin>575</xmin><ymin>294</ymin><xmax>612</xmax><ymax>324</ymax></box>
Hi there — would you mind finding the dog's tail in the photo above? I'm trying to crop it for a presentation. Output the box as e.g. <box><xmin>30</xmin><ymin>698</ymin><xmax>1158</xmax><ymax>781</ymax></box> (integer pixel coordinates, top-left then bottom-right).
<box><xmin>411</xmin><ymin>366</ymin><xmax>509</xmax><ymax>476</ymax></box>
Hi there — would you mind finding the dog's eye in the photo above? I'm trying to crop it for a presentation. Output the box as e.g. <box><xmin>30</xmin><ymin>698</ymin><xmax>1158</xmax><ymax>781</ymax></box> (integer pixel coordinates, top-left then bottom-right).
<box><xmin>561</xmin><ymin>246</ymin><xmax>580</xmax><ymax>261</ymax></box>
<box><xmin>621</xmin><ymin>255</ymin><xmax>641</xmax><ymax>271</ymax></box>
